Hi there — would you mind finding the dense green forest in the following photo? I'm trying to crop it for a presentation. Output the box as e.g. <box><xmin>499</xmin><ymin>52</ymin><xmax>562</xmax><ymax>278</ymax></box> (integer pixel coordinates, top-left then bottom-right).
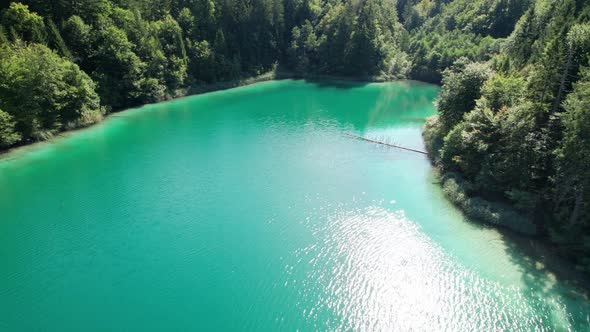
<box><xmin>422</xmin><ymin>0</ymin><xmax>590</xmax><ymax>273</ymax></box>
<box><xmin>0</xmin><ymin>0</ymin><xmax>537</xmax><ymax>143</ymax></box>
<box><xmin>0</xmin><ymin>0</ymin><xmax>590</xmax><ymax>271</ymax></box>
<box><xmin>0</xmin><ymin>0</ymin><xmax>534</xmax><ymax>146</ymax></box>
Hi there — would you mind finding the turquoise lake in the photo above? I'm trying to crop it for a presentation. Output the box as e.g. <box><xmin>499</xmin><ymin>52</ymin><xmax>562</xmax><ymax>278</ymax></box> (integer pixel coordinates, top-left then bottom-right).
<box><xmin>0</xmin><ymin>80</ymin><xmax>588</xmax><ymax>331</ymax></box>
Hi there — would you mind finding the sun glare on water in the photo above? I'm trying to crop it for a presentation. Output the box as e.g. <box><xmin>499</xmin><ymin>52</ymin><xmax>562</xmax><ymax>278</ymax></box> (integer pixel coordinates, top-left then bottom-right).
<box><xmin>284</xmin><ymin>205</ymin><xmax>571</xmax><ymax>331</ymax></box>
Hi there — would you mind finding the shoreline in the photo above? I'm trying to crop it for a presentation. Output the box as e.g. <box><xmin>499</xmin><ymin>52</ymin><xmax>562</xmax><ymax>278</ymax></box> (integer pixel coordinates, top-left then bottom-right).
<box><xmin>0</xmin><ymin>72</ymin><xmax>282</xmax><ymax>158</ymax></box>
<box><xmin>0</xmin><ymin>71</ymin><xmax>281</xmax><ymax>158</ymax></box>
<box><xmin>426</xmin><ymin>151</ymin><xmax>590</xmax><ymax>284</ymax></box>
<box><xmin>0</xmin><ymin>71</ymin><xmax>431</xmax><ymax>159</ymax></box>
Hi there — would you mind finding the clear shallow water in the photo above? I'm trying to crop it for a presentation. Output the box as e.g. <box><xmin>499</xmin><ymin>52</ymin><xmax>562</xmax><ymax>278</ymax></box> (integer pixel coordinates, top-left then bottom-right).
<box><xmin>0</xmin><ymin>80</ymin><xmax>588</xmax><ymax>331</ymax></box>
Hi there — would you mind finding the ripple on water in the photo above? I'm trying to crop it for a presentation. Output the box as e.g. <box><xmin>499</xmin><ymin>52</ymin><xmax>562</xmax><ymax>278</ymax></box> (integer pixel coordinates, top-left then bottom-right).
<box><xmin>284</xmin><ymin>205</ymin><xmax>573</xmax><ymax>331</ymax></box>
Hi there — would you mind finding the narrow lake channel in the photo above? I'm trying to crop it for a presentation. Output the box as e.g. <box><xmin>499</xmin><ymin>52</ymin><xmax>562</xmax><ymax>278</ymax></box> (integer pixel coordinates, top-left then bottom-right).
<box><xmin>0</xmin><ymin>80</ymin><xmax>588</xmax><ymax>331</ymax></box>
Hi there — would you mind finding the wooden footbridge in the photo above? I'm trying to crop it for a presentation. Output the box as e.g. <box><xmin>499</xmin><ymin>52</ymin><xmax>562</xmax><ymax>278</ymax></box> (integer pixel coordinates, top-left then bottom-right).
<box><xmin>344</xmin><ymin>132</ymin><xmax>428</xmax><ymax>155</ymax></box>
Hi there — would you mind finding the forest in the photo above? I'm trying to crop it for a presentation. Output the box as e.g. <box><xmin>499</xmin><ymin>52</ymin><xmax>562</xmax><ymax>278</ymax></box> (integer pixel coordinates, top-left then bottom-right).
<box><xmin>0</xmin><ymin>0</ymin><xmax>589</xmax><ymax>272</ymax></box>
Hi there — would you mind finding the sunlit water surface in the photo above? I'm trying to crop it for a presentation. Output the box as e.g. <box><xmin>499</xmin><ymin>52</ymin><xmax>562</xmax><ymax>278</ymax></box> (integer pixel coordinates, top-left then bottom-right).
<box><xmin>0</xmin><ymin>80</ymin><xmax>588</xmax><ymax>331</ymax></box>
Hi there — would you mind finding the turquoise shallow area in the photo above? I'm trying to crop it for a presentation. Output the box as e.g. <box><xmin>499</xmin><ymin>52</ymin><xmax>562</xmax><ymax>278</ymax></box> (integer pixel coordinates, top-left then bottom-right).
<box><xmin>0</xmin><ymin>80</ymin><xmax>588</xmax><ymax>331</ymax></box>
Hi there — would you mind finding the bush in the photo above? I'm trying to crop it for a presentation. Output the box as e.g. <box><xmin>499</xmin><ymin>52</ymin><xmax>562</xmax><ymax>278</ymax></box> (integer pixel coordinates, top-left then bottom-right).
<box><xmin>441</xmin><ymin>172</ymin><xmax>537</xmax><ymax>235</ymax></box>
<box><xmin>0</xmin><ymin>109</ymin><xmax>21</xmax><ymax>148</ymax></box>
<box><xmin>422</xmin><ymin>115</ymin><xmax>445</xmax><ymax>162</ymax></box>
<box><xmin>0</xmin><ymin>43</ymin><xmax>102</xmax><ymax>141</ymax></box>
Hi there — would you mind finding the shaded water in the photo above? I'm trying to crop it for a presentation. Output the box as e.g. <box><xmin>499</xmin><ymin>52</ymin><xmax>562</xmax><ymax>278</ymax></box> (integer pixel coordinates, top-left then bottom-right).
<box><xmin>0</xmin><ymin>80</ymin><xmax>588</xmax><ymax>331</ymax></box>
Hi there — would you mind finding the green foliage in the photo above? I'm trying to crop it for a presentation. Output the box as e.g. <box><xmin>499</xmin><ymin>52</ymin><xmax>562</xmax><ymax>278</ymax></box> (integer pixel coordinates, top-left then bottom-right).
<box><xmin>288</xmin><ymin>20</ymin><xmax>318</xmax><ymax>73</ymax></box>
<box><xmin>481</xmin><ymin>74</ymin><xmax>525</xmax><ymax>112</ymax></box>
<box><xmin>0</xmin><ymin>43</ymin><xmax>101</xmax><ymax>141</ymax></box>
<box><xmin>436</xmin><ymin>58</ymin><xmax>491</xmax><ymax>132</ymax></box>
<box><xmin>397</xmin><ymin>0</ymin><xmax>440</xmax><ymax>31</ymax></box>
<box><xmin>92</xmin><ymin>26</ymin><xmax>147</xmax><ymax>110</ymax></box>
<box><xmin>422</xmin><ymin>115</ymin><xmax>443</xmax><ymax>159</ymax></box>
<box><xmin>1</xmin><ymin>2</ymin><xmax>45</xmax><ymax>43</ymax></box>
<box><xmin>344</xmin><ymin>0</ymin><xmax>397</xmax><ymax>76</ymax></box>
<box><xmin>553</xmin><ymin>68</ymin><xmax>590</xmax><ymax>245</ymax></box>
<box><xmin>440</xmin><ymin>172</ymin><xmax>536</xmax><ymax>235</ymax></box>
<box><xmin>0</xmin><ymin>0</ymin><xmax>418</xmax><ymax>115</ymax></box>
<box><xmin>406</xmin><ymin>0</ymin><xmax>530</xmax><ymax>83</ymax></box>
<box><xmin>154</xmin><ymin>15</ymin><xmax>188</xmax><ymax>91</ymax></box>
<box><xmin>46</xmin><ymin>18</ymin><xmax>73</xmax><ymax>60</ymax></box>
<box><xmin>0</xmin><ymin>108</ymin><xmax>20</xmax><ymax>147</ymax></box>
<box><xmin>423</xmin><ymin>0</ymin><xmax>590</xmax><ymax>272</ymax></box>
<box><xmin>187</xmin><ymin>40</ymin><xmax>217</xmax><ymax>83</ymax></box>
<box><xmin>441</xmin><ymin>106</ymin><xmax>498</xmax><ymax>178</ymax></box>
<box><xmin>0</xmin><ymin>25</ymin><xmax>7</xmax><ymax>46</ymax></box>
<box><xmin>62</xmin><ymin>15</ymin><xmax>92</xmax><ymax>65</ymax></box>
<box><xmin>23</xmin><ymin>0</ymin><xmax>112</xmax><ymax>23</ymax></box>
<box><xmin>287</xmin><ymin>0</ymin><xmax>405</xmax><ymax>79</ymax></box>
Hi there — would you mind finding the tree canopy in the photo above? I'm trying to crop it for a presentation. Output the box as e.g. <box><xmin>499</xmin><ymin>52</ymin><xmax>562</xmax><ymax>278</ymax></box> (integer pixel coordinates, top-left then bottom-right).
<box><xmin>423</xmin><ymin>0</ymin><xmax>590</xmax><ymax>272</ymax></box>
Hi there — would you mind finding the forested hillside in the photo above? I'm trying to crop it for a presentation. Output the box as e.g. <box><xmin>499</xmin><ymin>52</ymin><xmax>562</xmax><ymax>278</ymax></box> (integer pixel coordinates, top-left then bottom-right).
<box><xmin>422</xmin><ymin>0</ymin><xmax>590</xmax><ymax>272</ymax></box>
<box><xmin>1</xmin><ymin>0</ymin><xmax>590</xmax><ymax>271</ymax></box>
<box><xmin>0</xmin><ymin>0</ymin><xmax>531</xmax><ymax>146</ymax></box>
<box><xmin>0</xmin><ymin>0</ymin><xmax>412</xmax><ymax>147</ymax></box>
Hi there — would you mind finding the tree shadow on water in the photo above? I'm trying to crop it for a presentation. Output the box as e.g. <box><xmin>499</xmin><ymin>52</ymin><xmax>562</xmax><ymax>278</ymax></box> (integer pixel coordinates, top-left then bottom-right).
<box><xmin>303</xmin><ymin>78</ymin><xmax>370</xmax><ymax>89</ymax></box>
<box><xmin>428</xmin><ymin>173</ymin><xmax>590</xmax><ymax>327</ymax></box>
<box><xmin>498</xmin><ymin>229</ymin><xmax>590</xmax><ymax>328</ymax></box>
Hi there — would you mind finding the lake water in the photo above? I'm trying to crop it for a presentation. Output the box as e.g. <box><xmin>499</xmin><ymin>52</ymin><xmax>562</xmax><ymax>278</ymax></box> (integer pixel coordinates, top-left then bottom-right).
<box><xmin>0</xmin><ymin>80</ymin><xmax>588</xmax><ymax>331</ymax></box>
